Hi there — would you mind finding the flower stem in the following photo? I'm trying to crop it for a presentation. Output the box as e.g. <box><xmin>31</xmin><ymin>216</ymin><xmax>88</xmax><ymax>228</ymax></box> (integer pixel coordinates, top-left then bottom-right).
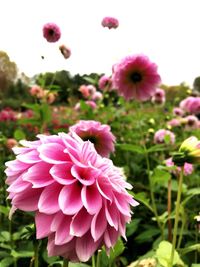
<box><xmin>63</xmin><ymin>259</ymin><xmax>69</xmax><ymax>267</ymax></box>
<box><xmin>96</xmin><ymin>250</ymin><xmax>101</xmax><ymax>267</ymax></box>
<box><xmin>34</xmin><ymin>241</ymin><xmax>39</xmax><ymax>267</ymax></box>
<box><xmin>170</xmin><ymin>167</ymin><xmax>184</xmax><ymax>267</ymax></box>
<box><xmin>167</xmin><ymin>178</ymin><xmax>172</xmax><ymax>242</ymax></box>
<box><xmin>92</xmin><ymin>255</ymin><xmax>96</xmax><ymax>267</ymax></box>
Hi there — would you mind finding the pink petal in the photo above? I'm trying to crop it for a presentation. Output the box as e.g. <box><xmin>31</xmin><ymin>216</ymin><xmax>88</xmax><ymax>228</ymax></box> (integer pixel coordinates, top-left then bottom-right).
<box><xmin>81</xmin><ymin>185</ymin><xmax>102</xmax><ymax>214</ymax></box>
<box><xmin>7</xmin><ymin>175</ymin><xmax>30</xmax><ymax>193</ymax></box>
<box><xmin>91</xmin><ymin>207</ymin><xmax>107</xmax><ymax>241</ymax></box>
<box><xmin>35</xmin><ymin>212</ymin><xmax>54</xmax><ymax>238</ymax></box>
<box><xmin>54</xmin><ymin>215</ymin><xmax>73</xmax><ymax>245</ymax></box>
<box><xmin>71</xmin><ymin>165</ymin><xmax>96</xmax><ymax>186</ymax></box>
<box><xmin>38</xmin><ymin>143</ymin><xmax>69</xmax><ymax>164</ymax></box>
<box><xmin>105</xmin><ymin>201</ymin><xmax>119</xmax><ymax>230</ymax></box>
<box><xmin>38</xmin><ymin>183</ymin><xmax>62</xmax><ymax>214</ymax></box>
<box><xmin>70</xmin><ymin>208</ymin><xmax>92</xmax><ymax>237</ymax></box>
<box><xmin>96</xmin><ymin>177</ymin><xmax>113</xmax><ymax>202</ymax></box>
<box><xmin>104</xmin><ymin>226</ymin><xmax>119</xmax><ymax>248</ymax></box>
<box><xmin>50</xmin><ymin>163</ymin><xmax>76</xmax><ymax>185</ymax></box>
<box><xmin>59</xmin><ymin>183</ymin><xmax>83</xmax><ymax>215</ymax></box>
<box><xmin>22</xmin><ymin>162</ymin><xmax>53</xmax><ymax>188</ymax></box>
<box><xmin>5</xmin><ymin>160</ymin><xmax>31</xmax><ymax>171</ymax></box>
<box><xmin>17</xmin><ymin>150</ymin><xmax>41</xmax><ymax>164</ymax></box>
<box><xmin>12</xmin><ymin>187</ymin><xmax>43</xmax><ymax>211</ymax></box>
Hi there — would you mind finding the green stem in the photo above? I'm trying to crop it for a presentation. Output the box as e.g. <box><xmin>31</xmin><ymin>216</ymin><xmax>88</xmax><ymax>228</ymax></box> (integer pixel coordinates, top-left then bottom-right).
<box><xmin>167</xmin><ymin>178</ymin><xmax>172</xmax><ymax>242</ymax></box>
<box><xmin>169</xmin><ymin>167</ymin><xmax>184</xmax><ymax>267</ymax></box>
<box><xmin>96</xmin><ymin>250</ymin><xmax>101</xmax><ymax>267</ymax></box>
<box><xmin>34</xmin><ymin>241</ymin><xmax>39</xmax><ymax>267</ymax></box>
<box><xmin>92</xmin><ymin>255</ymin><xmax>96</xmax><ymax>267</ymax></box>
<box><xmin>177</xmin><ymin>215</ymin><xmax>185</xmax><ymax>249</ymax></box>
<box><xmin>63</xmin><ymin>259</ymin><xmax>69</xmax><ymax>267</ymax></box>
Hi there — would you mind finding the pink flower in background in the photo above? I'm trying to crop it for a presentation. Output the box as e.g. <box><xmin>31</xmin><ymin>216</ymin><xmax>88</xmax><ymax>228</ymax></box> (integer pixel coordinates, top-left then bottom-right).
<box><xmin>101</xmin><ymin>16</ymin><xmax>119</xmax><ymax>29</ymax></box>
<box><xmin>112</xmin><ymin>54</ymin><xmax>161</xmax><ymax>101</ymax></box>
<box><xmin>184</xmin><ymin>115</ymin><xmax>199</xmax><ymax>129</ymax></box>
<box><xmin>180</xmin><ymin>97</ymin><xmax>200</xmax><ymax>114</ymax></box>
<box><xmin>6</xmin><ymin>138</ymin><xmax>18</xmax><ymax>150</ymax></box>
<box><xmin>30</xmin><ymin>85</ymin><xmax>44</xmax><ymax>98</ymax></box>
<box><xmin>87</xmin><ymin>85</ymin><xmax>96</xmax><ymax>95</ymax></box>
<box><xmin>0</xmin><ymin>108</ymin><xmax>17</xmax><ymax>122</ymax></box>
<box><xmin>85</xmin><ymin>100</ymin><xmax>97</xmax><ymax>109</ymax></box>
<box><xmin>92</xmin><ymin>91</ymin><xmax>103</xmax><ymax>101</ymax></box>
<box><xmin>167</xmin><ymin>118</ymin><xmax>181</xmax><ymax>128</ymax></box>
<box><xmin>59</xmin><ymin>45</ymin><xmax>71</xmax><ymax>59</ymax></box>
<box><xmin>5</xmin><ymin>132</ymin><xmax>138</xmax><ymax>262</ymax></box>
<box><xmin>154</xmin><ymin>129</ymin><xmax>175</xmax><ymax>144</ymax></box>
<box><xmin>43</xmin><ymin>23</ymin><xmax>61</xmax><ymax>43</ymax></box>
<box><xmin>69</xmin><ymin>120</ymin><xmax>116</xmax><ymax>157</ymax></box>
<box><xmin>98</xmin><ymin>75</ymin><xmax>112</xmax><ymax>91</ymax></box>
<box><xmin>165</xmin><ymin>157</ymin><xmax>193</xmax><ymax>176</ymax></box>
<box><xmin>173</xmin><ymin>107</ymin><xmax>184</xmax><ymax>117</ymax></box>
<box><xmin>151</xmin><ymin>89</ymin><xmax>165</xmax><ymax>105</ymax></box>
<box><xmin>79</xmin><ymin>85</ymin><xmax>90</xmax><ymax>98</ymax></box>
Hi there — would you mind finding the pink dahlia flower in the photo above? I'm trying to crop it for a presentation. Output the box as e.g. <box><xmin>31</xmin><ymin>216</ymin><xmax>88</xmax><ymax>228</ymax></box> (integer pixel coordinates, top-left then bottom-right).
<box><xmin>151</xmin><ymin>88</ymin><xmax>165</xmax><ymax>105</ymax></box>
<box><xmin>165</xmin><ymin>157</ymin><xmax>193</xmax><ymax>176</ymax></box>
<box><xmin>154</xmin><ymin>129</ymin><xmax>175</xmax><ymax>144</ymax></box>
<box><xmin>92</xmin><ymin>91</ymin><xmax>103</xmax><ymax>101</ymax></box>
<box><xmin>173</xmin><ymin>107</ymin><xmax>184</xmax><ymax>117</ymax></box>
<box><xmin>98</xmin><ymin>75</ymin><xmax>113</xmax><ymax>91</ymax></box>
<box><xmin>5</xmin><ymin>132</ymin><xmax>138</xmax><ymax>262</ymax></box>
<box><xmin>43</xmin><ymin>23</ymin><xmax>61</xmax><ymax>43</ymax></box>
<box><xmin>167</xmin><ymin>118</ymin><xmax>181</xmax><ymax>128</ymax></box>
<box><xmin>180</xmin><ymin>97</ymin><xmax>200</xmax><ymax>114</ymax></box>
<box><xmin>69</xmin><ymin>120</ymin><xmax>116</xmax><ymax>157</ymax></box>
<box><xmin>101</xmin><ymin>16</ymin><xmax>119</xmax><ymax>29</ymax></box>
<box><xmin>112</xmin><ymin>54</ymin><xmax>161</xmax><ymax>101</ymax></box>
<box><xmin>184</xmin><ymin>115</ymin><xmax>199</xmax><ymax>129</ymax></box>
<box><xmin>59</xmin><ymin>45</ymin><xmax>71</xmax><ymax>59</ymax></box>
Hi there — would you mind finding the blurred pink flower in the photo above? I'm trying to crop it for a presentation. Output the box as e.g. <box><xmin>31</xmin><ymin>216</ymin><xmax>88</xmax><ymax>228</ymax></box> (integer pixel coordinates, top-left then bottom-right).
<box><xmin>184</xmin><ymin>115</ymin><xmax>199</xmax><ymax>129</ymax></box>
<box><xmin>98</xmin><ymin>75</ymin><xmax>112</xmax><ymax>91</ymax></box>
<box><xmin>101</xmin><ymin>16</ymin><xmax>119</xmax><ymax>29</ymax></box>
<box><xmin>43</xmin><ymin>23</ymin><xmax>61</xmax><ymax>43</ymax></box>
<box><xmin>165</xmin><ymin>157</ymin><xmax>193</xmax><ymax>176</ymax></box>
<box><xmin>167</xmin><ymin>118</ymin><xmax>181</xmax><ymax>128</ymax></box>
<box><xmin>112</xmin><ymin>54</ymin><xmax>161</xmax><ymax>101</ymax></box>
<box><xmin>85</xmin><ymin>100</ymin><xmax>97</xmax><ymax>109</ymax></box>
<box><xmin>69</xmin><ymin>120</ymin><xmax>116</xmax><ymax>157</ymax></box>
<box><xmin>92</xmin><ymin>91</ymin><xmax>103</xmax><ymax>101</ymax></box>
<box><xmin>79</xmin><ymin>85</ymin><xmax>90</xmax><ymax>98</ymax></box>
<box><xmin>87</xmin><ymin>85</ymin><xmax>96</xmax><ymax>95</ymax></box>
<box><xmin>6</xmin><ymin>138</ymin><xmax>18</xmax><ymax>150</ymax></box>
<box><xmin>173</xmin><ymin>107</ymin><xmax>184</xmax><ymax>117</ymax></box>
<box><xmin>5</xmin><ymin>132</ymin><xmax>138</xmax><ymax>262</ymax></box>
<box><xmin>59</xmin><ymin>45</ymin><xmax>71</xmax><ymax>59</ymax></box>
<box><xmin>154</xmin><ymin>129</ymin><xmax>175</xmax><ymax>144</ymax></box>
<box><xmin>180</xmin><ymin>97</ymin><xmax>200</xmax><ymax>114</ymax></box>
<box><xmin>30</xmin><ymin>85</ymin><xmax>44</xmax><ymax>98</ymax></box>
<box><xmin>0</xmin><ymin>108</ymin><xmax>17</xmax><ymax>122</ymax></box>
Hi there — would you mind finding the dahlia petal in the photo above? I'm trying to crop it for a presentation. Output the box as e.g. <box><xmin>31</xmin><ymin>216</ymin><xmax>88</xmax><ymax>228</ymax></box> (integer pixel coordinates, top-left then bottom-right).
<box><xmin>55</xmin><ymin>216</ymin><xmax>73</xmax><ymax>245</ymax></box>
<box><xmin>76</xmin><ymin>232</ymin><xmax>101</xmax><ymax>262</ymax></box>
<box><xmin>81</xmin><ymin>185</ymin><xmax>102</xmax><ymax>214</ymax></box>
<box><xmin>35</xmin><ymin>212</ymin><xmax>54</xmax><ymax>238</ymax></box>
<box><xmin>105</xmin><ymin>202</ymin><xmax>119</xmax><ymax>230</ymax></box>
<box><xmin>59</xmin><ymin>183</ymin><xmax>83</xmax><ymax>215</ymax></box>
<box><xmin>104</xmin><ymin>226</ymin><xmax>119</xmax><ymax>248</ymax></box>
<box><xmin>20</xmin><ymin>139</ymin><xmax>41</xmax><ymax>148</ymax></box>
<box><xmin>12</xmin><ymin>147</ymin><xmax>32</xmax><ymax>155</ymax></box>
<box><xmin>50</xmin><ymin>163</ymin><xmax>76</xmax><ymax>185</ymax></box>
<box><xmin>38</xmin><ymin>143</ymin><xmax>68</xmax><ymax>164</ymax></box>
<box><xmin>71</xmin><ymin>165</ymin><xmax>96</xmax><ymax>186</ymax></box>
<box><xmin>17</xmin><ymin>150</ymin><xmax>41</xmax><ymax>163</ymax></box>
<box><xmin>91</xmin><ymin>207</ymin><xmax>107</xmax><ymax>241</ymax></box>
<box><xmin>22</xmin><ymin>162</ymin><xmax>53</xmax><ymax>188</ymax></box>
<box><xmin>5</xmin><ymin>160</ymin><xmax>31</xmax><ymax>171</ymax></box>
<box><xmin>96</xmin><ymin>177</ymin><xmax>113</xmax><ymax>202</ymax></box>
<box><xmin>48</xmin><ymin>234</ymin><xmax>76</xmax><ymax>257</ymax></box>
<box><xmin>12</xmin><ymin>187</ymin><xmax>43</xmax><ymax>211</ymax></box>
<box><xmin>7</xmin><ymin>175</ymin><xmax>30</xmax><ymax>193</ymax></box>
<box><xmin>38</xmin><ymin>183</ymin><xmax>62</xmax><ymax>214</ymax></box>
<box><xmin>114</xmin><ymin>192</ymin><xmax>132</xmax><ymax>216</ymax></box>
<box><xmin>70</xmin><ymin>208</ymin><xmax>92</xmax><ymax>237</ymax></box>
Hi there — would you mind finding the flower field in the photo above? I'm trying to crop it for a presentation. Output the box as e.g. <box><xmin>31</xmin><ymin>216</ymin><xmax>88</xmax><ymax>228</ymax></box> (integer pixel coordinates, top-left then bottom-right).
<box><xmin>0</xmin><ymin>18</ymin><xmax>200</xmax><ymax>267</ymax></box>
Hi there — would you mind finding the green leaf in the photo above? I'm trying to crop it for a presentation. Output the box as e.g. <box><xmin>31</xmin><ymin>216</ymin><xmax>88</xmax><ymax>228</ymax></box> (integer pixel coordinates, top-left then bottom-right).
<box><xmin>151</xmin><ymin>168</ymin><xmax>171</xmax><ymax>185</ymax></box>
<box><xmin>133</xmin><ymin>192</ymin><xmax>154</xmax><ymax>213</ymax></box>
<box><xmin>0</xmin><ymin>205</ymin><xmax>9</xmax><ymax>216</ymax></box>
<box><xmin>40</xmin><ymin>103</ymin><xmax>51</xmax><ymax>124</ymax></box>
<box><xmin>69</xmin><ymin>263</ymin><xmax>90</xmax><ymax>267</ymax></box>
<box><xmin>135</xmin><ymin>228</ymin><xmax>160</xmax><ymax>243</ymax></box>
<box><xmin>0</xmin><ymin>257</ymin><xmax>14</xmax><ymax>267</ymax></box>
<box><xmin>83</xmin><ymin>76</ymin><xmax>96</xmax><ymax>84</ymax></box>
<box><xmin>147</xmin><ymin>144</ymin><xmax>167</xmax><ymax>153</ymax></box>
<box><xmin>109</xmin><ymin>238</ymin><xmax>125</xmax><ymax>264</ymax></box>
<box><xmin>180</xmin><ymin>244</ymin><xmax>200</xmax><ymax>255</ymax></box>
<box><xmin>116</xmin><ymin>143</ymin><xmax>144</xmax><ymax>154</ymax></box>
<box><xmin>126</xmin><ymin>218</ymin><xmax>141</xmax><ymax>237</ymax></box>
<box><xmin>14</xmin><ymin>129</ymin><xmax>26</xmax><ymax>141</ymax></box>
<box><xmin>191</xmin><ymin>265</ymin><xmax>200</xmax><ymax>267</ymax></box>
<box><xmin>156</xmin><ymin>241</ymin><xmax>184</xmax><ymax>267</ymax></box>
<box><xmin>11</xmin><ymin>250</ymin><xmax>33</xmax><ymax>258</ymax></box>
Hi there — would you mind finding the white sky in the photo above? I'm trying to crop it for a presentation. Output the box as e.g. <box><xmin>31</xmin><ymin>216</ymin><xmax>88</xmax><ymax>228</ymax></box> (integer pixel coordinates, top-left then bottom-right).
<box><xmin>1</xmin><ymin>0</ymin><xmax>200</xmax><ymax>86</ymax></box>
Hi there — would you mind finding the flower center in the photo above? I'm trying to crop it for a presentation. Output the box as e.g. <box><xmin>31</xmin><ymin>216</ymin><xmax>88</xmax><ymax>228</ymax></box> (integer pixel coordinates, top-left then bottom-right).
<box><xmin>130</xmin><ymin>72</ymin><xmax>142</xmax><ymax>83</ymax></box>
<box><xmin>82</xmin><ymin>135</ymin><xmax>97</xmax><ymax>145</ymax></box>
<box><xmin>48</xmin><ymin>29</ymin><xmax>55</xmax><ymax>36</ymax></box>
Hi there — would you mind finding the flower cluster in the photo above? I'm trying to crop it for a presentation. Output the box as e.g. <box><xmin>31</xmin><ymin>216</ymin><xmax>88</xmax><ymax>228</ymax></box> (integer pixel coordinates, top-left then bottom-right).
<box><xmin>101</xmin><ymin>16</ymin><xmax>119</xmax><ymax>29</ymax></box>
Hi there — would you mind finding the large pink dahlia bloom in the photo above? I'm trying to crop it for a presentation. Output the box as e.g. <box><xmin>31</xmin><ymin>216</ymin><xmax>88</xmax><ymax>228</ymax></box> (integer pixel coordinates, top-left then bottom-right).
<box><xmin>43</xmin><ymin>23</ymin><xmax>61</xmax><ymax>43</ymax></box>
<box><xmin>5</xmin><ymin>132</ymin><xmax>138</xmax><ymax>262</ymax></box>
<box><xmin>69</xmin><ymin>120</ymin><xmax>116</xmax><ymax>157</ymax></box>
<box><xmin>112</xmin><ymin>54</ymin><xmax>161</xmax><ymax>101</ymax></box>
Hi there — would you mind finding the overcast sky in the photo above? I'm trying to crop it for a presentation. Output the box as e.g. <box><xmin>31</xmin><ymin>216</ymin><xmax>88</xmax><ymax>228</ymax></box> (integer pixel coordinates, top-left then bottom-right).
<box><xmin>1</xmin><ymin>0</ymin><xmax>200</xmax><ymax>86</ymax></box>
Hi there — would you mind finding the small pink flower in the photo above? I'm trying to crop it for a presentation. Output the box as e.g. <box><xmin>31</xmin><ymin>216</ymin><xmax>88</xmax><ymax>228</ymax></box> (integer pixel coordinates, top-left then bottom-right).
<box><xmin>112</xmin><ymin>54</ymin><xmax>161</xmax><ymax>101</ymax></box>
<box><xmin>59</xmin><ymin>45</ymin><xmax>71</xmax><ymax>59</ymax></box>
<box><xmin>92</xmin><ymin>91</ymin><xmax>103</xmax><ymax>101</ymax></box>
<box><xmin>173</xmin><ymin>107</ymin><xmax>184</xmax><ymax>117</ymax></box>
<box><xmin>154</xmin><ymin>129</ymin><xmax>175</xmax><ymax>144</ymax></box>
<box><xmin>85</xmin><ymin>100</ymin><xmax>97</xmax><ymax>109</ymax></box>
<box><xmin>43</xmin><ymin>23</ymin><xmax>61</xmax><ymax>43</ymax></box>
<box><xmin>46</xmin><ymin>92</ymin><xmax>56</xmax><ymax>104</ymax></box>
<box><xmin>30</xmin><ymin>85</ymin><xmax>44</xmax><ymax>98</ymax></box>
<box><xmin>79</xmin><ymin>85</ymin><xmax>90</xmax><ymax>98</ymax></box>
<box><xmin>5</xmin><ymin>132</ymin><xmax>138</xmax><ymax>262</ymax></box>
<box><xmin>184</xmin><ymin>115</ymin><xmax>199</xmax><ymax>129</ymax></box>
<box><xmin>6</xmin><ymin>138</ymin><xmax>18</xmax><ymax>150</ymax></box>
<box><xmin>74</xmin><ymin>102</ymin><xmax>81</xmax><ymax>111</ymax></box>
<box><xmin>87</xmin><ymin>85</ymin><xmax>96</xmax><ymax>95</ymax></box>
<box><xmin>167</xmin><ymin>118</ymin><xmax>181</xmax><ymax>128</ymax></box>
<box><xmin>180</xmin><ymin>97</ymin><xmax>200</xmax><ymax>114</ymax></box>
<box><xmin>101</xmin><ymin>17</ymin><xmax>119</xmax><ymax>29</ymax></box>
<box><xmin>165</xmin><ymin>157</ymin><xmax>193</xmax><ymax>176</ymax></box>
<box><xmin>98</xmin><ymin>75</ymin><xmax>112</xmax><ymax>91</ymax></box>
<box><xmin>0</xmin><ymin>108</ymin><xmax>17</xmax><ymax>122</ymax></box>
<box><xmin>69</xmin><ymin>120</ymin><xmax>116</xmax><ymax>157</ymax></box>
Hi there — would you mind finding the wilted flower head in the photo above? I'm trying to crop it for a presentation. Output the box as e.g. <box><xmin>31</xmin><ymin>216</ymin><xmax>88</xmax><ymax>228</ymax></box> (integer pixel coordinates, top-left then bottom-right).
<box><xmin>43</xmin><ymin>23</ymin><xmax>61</xmax><ymax>43</ymax></box>
<box><xmin>5</xmin><ymin>132</ymin><xmax>138</xmax><ymax>262</ymax></box>
<box><xmin>101</xmin><ymin>16</ymin><xmax>119</xmax><ymax>29</ymax></box>
<box><xmin>59</xmin><ymin>45</ymin><xmax>71</xmax><ymax>59</ymax></box>
<box><xmin>112</xmin><ymin>54</ymin><xmax>161</xmax><ymax>101</ymax></box>
<box><xmin>173</xmin><ymin>107</ymin><xmax>184</xmax><ymax>117</ymax></box>
<box><xmin>69</xmin><ymin>120</ymin><xmax>116</xmax><ymax>157</ymax></box>
<box><xmin>98</xmin><ymin>75</ymin><xmax>112</xmax><ymax>91</ymax></box>
<box><xmin>165</xmin><ymin>157</ymin><xmax>193</xmax><ymax>176</ymax></box>
<box><xmin>154</xmin><ymin>129</ymin><xmax>175</xmax><ymax>145</ymax></box>
<box><xmin>172</xmin><ymin>136</ymin><xmax>200</xmax><ymax>166</ymax></box>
